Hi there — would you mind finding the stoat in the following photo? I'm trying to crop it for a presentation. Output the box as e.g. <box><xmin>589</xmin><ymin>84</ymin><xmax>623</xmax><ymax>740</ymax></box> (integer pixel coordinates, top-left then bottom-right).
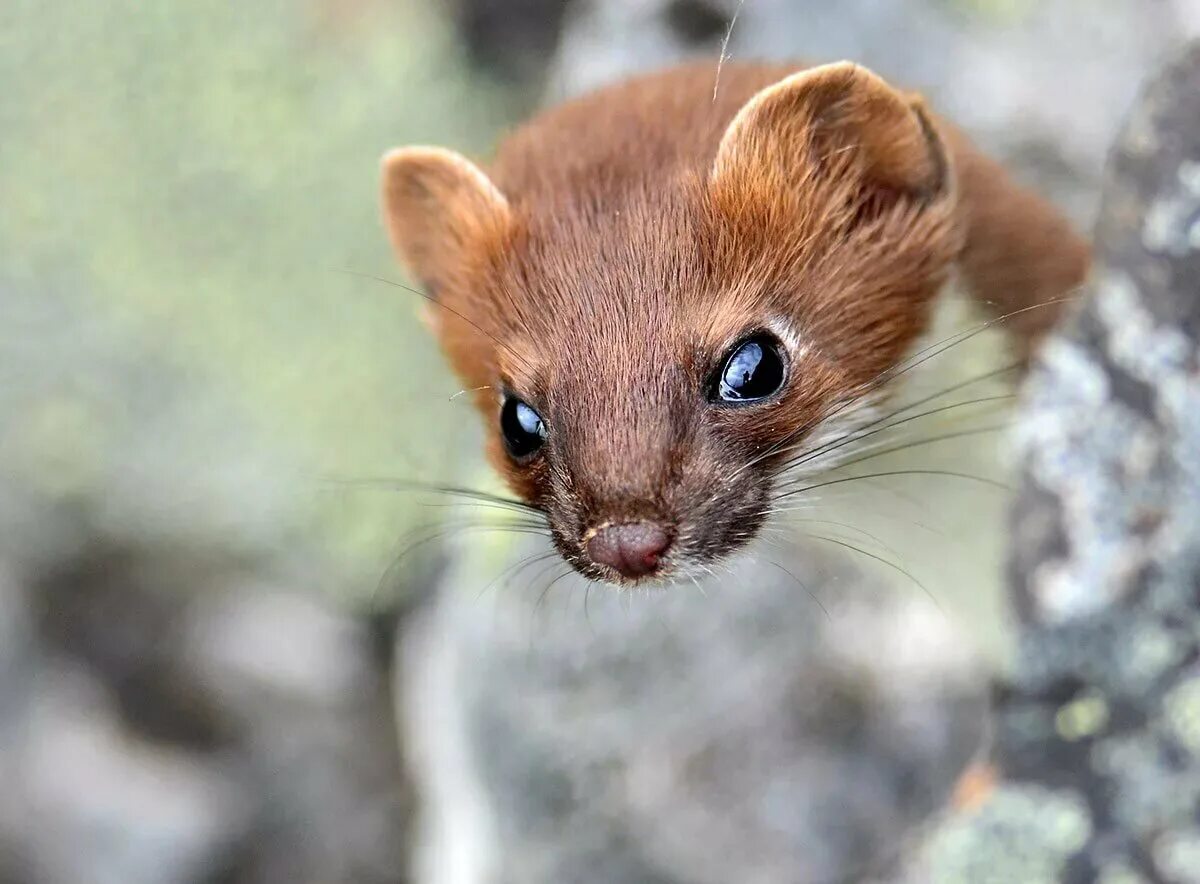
<box><xmin>380</xmin><ymin>60</ymin><xmax>1089</xmax><ymax>587</ymax></box>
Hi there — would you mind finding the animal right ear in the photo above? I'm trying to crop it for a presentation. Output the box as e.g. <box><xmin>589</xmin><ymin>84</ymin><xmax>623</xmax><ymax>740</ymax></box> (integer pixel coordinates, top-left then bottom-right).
<box><xmin>711</xmin><ymin>62</ymin><xmax>951</xmax><ymax>213</ymax></box>
<box><xmin>380</xmin><ymin>146</ymin><xmax>511</xmax><ymax>295</ymax></box>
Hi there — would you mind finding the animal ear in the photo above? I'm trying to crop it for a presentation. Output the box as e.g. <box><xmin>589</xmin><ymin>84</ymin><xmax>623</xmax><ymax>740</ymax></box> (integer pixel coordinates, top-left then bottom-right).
<box><xmin>380</xmin><ymin>146</ymin><xmax>510</xmax><ymax>294</ymax></box>
<box><xmin>711</xmin><ymin>62</ymin><xmax>950</xmax><ymax>209</ymax></box>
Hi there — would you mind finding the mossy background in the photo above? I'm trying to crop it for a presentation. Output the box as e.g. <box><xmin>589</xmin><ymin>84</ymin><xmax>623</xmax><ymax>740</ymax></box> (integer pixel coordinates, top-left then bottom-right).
<box><xmin>0</xmin><ymin>0</ymin><xmax>525</xmax><ymax>604</ymax></box>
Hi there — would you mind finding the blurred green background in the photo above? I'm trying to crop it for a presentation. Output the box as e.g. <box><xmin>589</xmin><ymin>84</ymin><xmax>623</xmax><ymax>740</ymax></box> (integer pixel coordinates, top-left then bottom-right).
<box><xmin>0</xmin><ymin>5</ymin><xmax>540</xmax><ymax>878</ymax></box>
<box><xmin>1</xmin><ymin>0</ymin><xmax>527</xmax><ymax>605</ymax></box>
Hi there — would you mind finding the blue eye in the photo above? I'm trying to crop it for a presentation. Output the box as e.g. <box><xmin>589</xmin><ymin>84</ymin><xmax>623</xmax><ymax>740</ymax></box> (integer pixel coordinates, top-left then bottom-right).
<box><xmin>713</xmin><ymin>334</ymin><xmax>787</xmax><ymax>403</ymax></box>
<box><xmin>500</xmin><ymin>395</ymin><xmax>547</xmax><ymax>459</ymax></box>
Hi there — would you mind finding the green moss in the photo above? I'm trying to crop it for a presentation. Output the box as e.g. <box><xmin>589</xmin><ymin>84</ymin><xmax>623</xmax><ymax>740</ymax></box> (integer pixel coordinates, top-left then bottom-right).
<box><xmin>1055</xmin><ymin>690</ymin><xmax>1110</xmax><ymax>742</ymax></box>
<box><xmin>1163</xmin><ymin>676</ymin><xmax>1200</xmax><ymax>753</ymax></box>
<box><xmin>924</xmin><ymin>785</ymin><xmax>1091</xmax><ymax>882</ymax></box>
<box><xmin>2</xmin><ymin>395</ymin><xmax>109</xmax><ymax>498</ymax></box>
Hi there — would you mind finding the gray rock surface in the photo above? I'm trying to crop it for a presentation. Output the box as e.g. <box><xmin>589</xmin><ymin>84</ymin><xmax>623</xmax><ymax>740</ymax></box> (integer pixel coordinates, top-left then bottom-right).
<box><xmin>402</xmin><ymin>541</ymin><xmax>990</xmax><ymax>884</ymax></box>
<box><xmin>0</xmin><ymin>541</ymin><xmax>412</xmax><ymax>884</ymax></box>
<box><xmin>0</xmin><ymin>351</ymin><xmax>411</xmax><ymax>881</ymax></box>
<box><xmin>907</xmin><ymin>40</ymin><xmax>1200</xmax><ymax>884</ymax></box>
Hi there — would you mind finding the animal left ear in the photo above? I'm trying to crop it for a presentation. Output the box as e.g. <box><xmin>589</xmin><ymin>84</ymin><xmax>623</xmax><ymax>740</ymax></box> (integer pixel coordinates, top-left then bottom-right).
<box><xmin>379</xmin><ymin>145</ymin><xmax>511</xmax><ymax>296</ymax></box>
<box><xmin>711</xmin><ymin>61</ymin><xmax>951</xmax><ymax>210</ymax></box>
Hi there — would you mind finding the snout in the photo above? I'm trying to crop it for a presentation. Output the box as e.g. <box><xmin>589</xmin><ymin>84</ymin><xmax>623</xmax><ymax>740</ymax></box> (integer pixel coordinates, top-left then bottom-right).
<box><xmin>585</xmin><ymin>521</ymin><xmax>672</xmax><ymax>580</ymax></box>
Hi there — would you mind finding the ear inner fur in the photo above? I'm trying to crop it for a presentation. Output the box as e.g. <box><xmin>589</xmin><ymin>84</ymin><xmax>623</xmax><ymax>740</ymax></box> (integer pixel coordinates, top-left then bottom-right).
<box><xmin>380</xmin><ymin>146</ymin><xmax>514</xmax><ymax>397</ymax></box>
<box><xmin>711</xmin><ymin>62</ymin><xmax>951</xmax><ymax>204</ymax></box>
<box><xmin>380</xmin><ymin>146</ymin><xmax>511</xmax><ymax>294</ymax></box>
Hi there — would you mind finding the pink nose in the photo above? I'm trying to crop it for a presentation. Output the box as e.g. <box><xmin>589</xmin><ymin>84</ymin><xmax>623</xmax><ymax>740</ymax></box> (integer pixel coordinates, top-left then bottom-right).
<box><xmin>586</xmin><ymin>522</ymin><xmax>671</xmax><ymax>578</ymax></box>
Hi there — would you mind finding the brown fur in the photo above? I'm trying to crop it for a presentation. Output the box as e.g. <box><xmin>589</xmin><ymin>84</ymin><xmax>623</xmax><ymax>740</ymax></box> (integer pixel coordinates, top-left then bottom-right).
<box><xmin>380</xmin><ymin>60</ymin><xmax>1090</xmax><ymax>584</ymax></box>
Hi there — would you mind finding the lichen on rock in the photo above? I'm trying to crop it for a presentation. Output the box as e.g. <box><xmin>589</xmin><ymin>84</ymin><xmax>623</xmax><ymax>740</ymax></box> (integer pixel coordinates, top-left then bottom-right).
<box><xmin>919</xmin><ymin>40</ymin><xmax>1200</xmax><ymax>883</ymax></box>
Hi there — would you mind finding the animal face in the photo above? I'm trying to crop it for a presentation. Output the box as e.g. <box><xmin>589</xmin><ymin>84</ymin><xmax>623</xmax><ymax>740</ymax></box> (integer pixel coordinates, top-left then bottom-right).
<box><xmin>382</xmin><ymin>62</ymin><xmax>964</xmax><ymax>584</ymax></box>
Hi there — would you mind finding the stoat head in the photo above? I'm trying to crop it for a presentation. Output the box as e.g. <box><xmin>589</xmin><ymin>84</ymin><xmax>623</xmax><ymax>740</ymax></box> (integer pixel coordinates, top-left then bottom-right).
<box><xmin>381</xmin><ymin>62</ymin><xmax>963</xmax><ymax>586</ymax></box>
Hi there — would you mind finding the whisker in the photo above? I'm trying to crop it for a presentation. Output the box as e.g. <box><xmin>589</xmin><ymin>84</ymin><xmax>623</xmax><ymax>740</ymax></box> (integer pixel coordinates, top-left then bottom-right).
<box><xmin>877</xmin><ymin>295</ymin><xmax>1080</xmax><ymax>385</ymax></box>
<box><xmin>778</xmin><ymin>424</ymin><xmax>1010</xmax><ymax>494</ymax></box>
<box><xmin>533</xmin><ymin>567</ymin><xmax>575</xmax><ymax>618</ymax></box>
<box><xmin>831</xmin><ymin>479</ymin><xmax>949</xmax><ymax>537</ymax></box>
<box><xmin>804</xmin><ymin>534</ymin><xmax>943</xmax><ymax>614</ymax></box>
<box><xmin>782</xmin><ymin>517</ymin><xmax>902</xmax><ymax>559</ymax></box>
<box><xmin>767</xmin><ymin>492</ymin><xmax>947</xmax><ymax>538</ymax></box>
<box><xmin>766</xmin><ymin>358</ymin><xmax>1019</xmax><ymax>474</ymax></box>
<box><xmin>777</xmin><ymin>422</ymin><xmax>1004</xmax><ymax>492</ymax></box>
<box><xmin>409</xmin><ymin>521</ymin><xmax>551</xmax><ymax>555</ymax></box>
<box><xmin>742</xmin><ymin>296</ymin><xmax>1074</xmax><ymax>475</ymax></box>
<box><xmin>518</xmin><ymin>551</ymin><xmax>568</xmax><ymax>592</ymax></box>
<box><xmin>777</xmin><ymin>392</ymin><xmax>1014</xmax><ymax>474</ymax></box>
<box><xmin>476</xmin><ymin>548</ymin><xmax>558</xmax><ymax>602</ymax></box>
<box><xmin>712</xmin><ymin>0</ymin><xmax>746</xmax><ymax>101</ymax></box>
<box><xmin>318</xmin><ymin>475</ymin><xmax>545</xmax><ymax>516</ymax></box>
<box><xmin>767</xmin><ymin>560</ymin><xmax>829</xmax><ymax>619</ymax></box>
<box><xmin>880</xmin><ymin>361</ymin><xmax>1019</xmax><ymax>419</ymax></box>
<box><xmin>375</xmin><ymin>519</ymin><xmax>552</xmax><ymax>608</ymax></box>
<box><xmin>416</xmin><ymin>500</ymin><xmax>550</xmax><ymax>526</ymax></box>
<box><xmin>776</xmin><ymin>467</ymin><xmax>1008</xmax><ymax>504</ymax></box>
<box><xmin>450</xmin><ymin>385</ymin><xmax>492</xmax><ymax>402</ymax></box>
<box><xmin>747</xmin><ymin>361</ymin><xmax>1015</xmax><ymax>475</ymax></box>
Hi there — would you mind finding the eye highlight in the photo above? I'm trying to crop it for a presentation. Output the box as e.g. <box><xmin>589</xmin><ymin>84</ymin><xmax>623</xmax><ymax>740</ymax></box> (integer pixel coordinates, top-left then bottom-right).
<box><xmin>500</xmin><ymin>395</ymin><xmax>547</xmax><ymax>459</ymax></box>
<box><xmin>711</xmin><ymin>333</ymin><xmax>787</xmax><ymax>403</ymax></box>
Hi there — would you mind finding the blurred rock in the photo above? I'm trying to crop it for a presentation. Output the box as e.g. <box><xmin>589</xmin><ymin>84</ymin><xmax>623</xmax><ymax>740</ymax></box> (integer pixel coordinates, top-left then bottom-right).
<box><xmin>0</xmin><ymin>3</ymin><xmax>535</xmax><ymax>882</ymax></box>
<box><xmin>906</xmin><ymin>39</ymin><xmax>1200</xmax><ymax>883</ymax></box>
<box><xmin>186</xmin><ymin>584</ymin><xmax>373</xmax><ymax>709</ymax></box>
<box><xmin>12</xmin><ymin>663</ymin><xmax>249</xmax><ymax>884</ymax></box>
<box><xmin>0</xmin><ymin>538</ymin><xmax>411</xmax><ymax>884</ymax></box>
<box><xmin>401</xmin><ymin>542</ymin><xmax>988</xmax><ymax>884</ymax></box>
<box><xmin>448</xmin><ymin>0</ymin><xmax>579</xmax><ymax>84</ymax></box>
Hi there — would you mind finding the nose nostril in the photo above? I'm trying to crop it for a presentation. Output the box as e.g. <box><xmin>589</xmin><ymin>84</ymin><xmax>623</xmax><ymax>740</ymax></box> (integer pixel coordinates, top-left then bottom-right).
<box><xmin>586</xmin><ymin>522</ymin><xmax>672</xmax><ymax>579</ymax></box>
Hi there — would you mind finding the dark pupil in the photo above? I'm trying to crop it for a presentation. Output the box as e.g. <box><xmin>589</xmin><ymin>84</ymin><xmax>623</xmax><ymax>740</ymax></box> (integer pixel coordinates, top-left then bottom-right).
<box><xmin>501</xmin><ymin>396</ymin><xmax>546</xmax><ymax>457</ymax></box>
<box><xmin>719</xmin><ymin>337</ymin><xmax>784</xmax><ymax>401</ymax></box>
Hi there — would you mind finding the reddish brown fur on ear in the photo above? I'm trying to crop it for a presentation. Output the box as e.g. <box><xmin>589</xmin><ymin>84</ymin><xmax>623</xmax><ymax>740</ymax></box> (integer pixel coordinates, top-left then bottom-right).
<box><xmin>709</xmin><ymin>61</ymin><xmax>1089</xmax><ymax>356</ymax></box>
<box><xmin>380</xmin><ymin>146</ymin><xmax>513</xmax><ymax>391</ymax></box>
<box><xmin>380</xmin><ymin>146</ymin><xmax>511</xmax><ymax>300</ymax></box>
<box><xmin>712</xmin><ymin>62</ymin><xmax>950</xmax><ymax>206</ymax></box>
<box><xmin>704</xmin><ymin>62</ymin><xmax>963</xmax><ymax>384</ymax></box>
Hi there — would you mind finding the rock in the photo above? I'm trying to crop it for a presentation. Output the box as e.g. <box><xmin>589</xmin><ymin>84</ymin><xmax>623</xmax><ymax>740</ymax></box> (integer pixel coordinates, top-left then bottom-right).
<box><xmin>0</xmin><ymin>540</ymin><xmax>412</xmax><ymax>884</ymax></box>
<box><xmin>908</xmin><ymin>39</ymin><xmax>1200</xmax><ymax>884</ymax></box>
<box><xmin>8</xmin><ymin>664</ymin><xmax>250</xmax><ymax>884</ymax></box>
<box><xmin>0</xmin><ymin>281</ymin><xmax>416</xmax><ymax>883</ymax></box>
<box><xmin>447</xmin><ymin>0</ymin><xmax>580</xmax><ymax>83</ymax></box>
<box><xmin>401</xmin><ymin>538</ymin><xmax>989</xmax><ymax>884</ymax></box>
